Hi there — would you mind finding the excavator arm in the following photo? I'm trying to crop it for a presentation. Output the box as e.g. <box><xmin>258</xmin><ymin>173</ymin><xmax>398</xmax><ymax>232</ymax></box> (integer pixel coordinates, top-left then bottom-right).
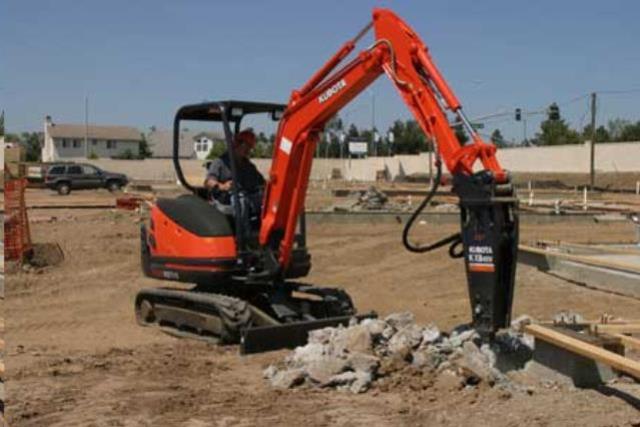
<box><xmin>259</xmin><ymin>8</ymin><xmax>518</xmax><ymax>337</ymax></box>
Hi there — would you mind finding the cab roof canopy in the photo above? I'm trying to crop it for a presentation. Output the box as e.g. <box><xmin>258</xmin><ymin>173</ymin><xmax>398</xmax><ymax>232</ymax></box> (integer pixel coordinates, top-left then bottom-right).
<box><xmin>176</xmin><ymin>100</ymin><xmax>286</xmax><ymax>122</ymax></box>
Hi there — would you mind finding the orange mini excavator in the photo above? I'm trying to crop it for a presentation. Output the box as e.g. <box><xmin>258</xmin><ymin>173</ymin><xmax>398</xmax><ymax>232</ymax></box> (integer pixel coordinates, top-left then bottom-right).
<box><xmin>135</xmin><ymin>8</ymin><xmax>519</xmax><ymax>353</ymax></box>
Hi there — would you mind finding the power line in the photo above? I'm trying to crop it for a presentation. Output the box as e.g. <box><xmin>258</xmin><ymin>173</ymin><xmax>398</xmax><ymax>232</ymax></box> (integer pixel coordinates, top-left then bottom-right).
<box><xmin>596</xmin><ymin>88</ymin><xmax>640</xmax><ymax>95</ymax></box>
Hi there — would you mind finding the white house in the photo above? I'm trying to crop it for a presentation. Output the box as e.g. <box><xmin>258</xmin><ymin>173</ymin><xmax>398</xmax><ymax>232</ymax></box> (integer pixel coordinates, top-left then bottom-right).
<box><xmin>193</xmin><ymin>131</ymin><xmax>225</xmax><ymax>160</ymax></box>
<box><xmin>42</xmin><ymin>116</ymin><xmax>142</xmax><ymax>162</ymax></box>
<box><xmin>147</xmin><ymin>129</ymin><xmax>225</xmax><ymax>160</ymax></box>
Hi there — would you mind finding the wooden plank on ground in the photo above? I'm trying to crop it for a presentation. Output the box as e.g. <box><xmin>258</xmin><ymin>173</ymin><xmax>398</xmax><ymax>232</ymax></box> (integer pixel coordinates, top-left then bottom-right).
<box><xmin>524</xmin><ymin>324</ymin><xmax>640</xmax><ymax>380</ymax></box>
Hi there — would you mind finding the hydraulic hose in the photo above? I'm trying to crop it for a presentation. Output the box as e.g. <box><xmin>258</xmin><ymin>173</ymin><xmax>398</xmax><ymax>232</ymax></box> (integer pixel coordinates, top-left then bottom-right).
<box><xmin>402</xmin><ymin>158</ymin><xmax>462</xmax><ymax>254</ymax></box>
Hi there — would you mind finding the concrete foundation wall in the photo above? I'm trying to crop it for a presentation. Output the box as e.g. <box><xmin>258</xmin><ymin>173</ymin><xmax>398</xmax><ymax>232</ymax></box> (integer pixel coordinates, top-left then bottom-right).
<box><xmin>84</xmin><ymin>141</ymin><xmax>640</xmax><ymax>183</ymax></box>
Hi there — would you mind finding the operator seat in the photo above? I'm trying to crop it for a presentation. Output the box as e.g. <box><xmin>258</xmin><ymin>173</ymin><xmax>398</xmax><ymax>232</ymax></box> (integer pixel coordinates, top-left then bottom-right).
<box><xmin>156</xmin><ymin>194</ymin><xmax>233</xmax><ymax>237</ymax></box>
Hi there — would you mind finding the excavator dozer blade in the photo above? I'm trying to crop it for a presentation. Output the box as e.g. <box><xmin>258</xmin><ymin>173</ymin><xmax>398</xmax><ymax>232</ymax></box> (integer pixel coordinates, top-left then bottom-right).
<box><xmin>240</xmin><ymin>312</ymin><xmax>377</xmax><ymax>355</ymax></box>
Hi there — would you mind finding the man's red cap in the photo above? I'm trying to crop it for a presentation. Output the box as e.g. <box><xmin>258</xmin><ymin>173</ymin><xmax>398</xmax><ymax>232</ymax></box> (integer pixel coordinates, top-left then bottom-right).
<box><xmin>235</xmin><ymin>129</ymin><xmax>256</xmax><ymax>149</ymax></box>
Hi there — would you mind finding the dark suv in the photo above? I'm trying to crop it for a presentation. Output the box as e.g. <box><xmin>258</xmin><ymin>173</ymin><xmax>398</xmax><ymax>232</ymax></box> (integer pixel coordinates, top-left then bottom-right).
<box><xmin>45</xmin><ymin>163</ymin><xmax>129</xmax><ymax>195</ymax></box>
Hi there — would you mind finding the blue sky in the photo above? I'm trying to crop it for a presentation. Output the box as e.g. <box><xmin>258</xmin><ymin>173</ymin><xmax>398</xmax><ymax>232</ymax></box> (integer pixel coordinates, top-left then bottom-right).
<box><xmin>2</xmin><ymin>0</ymin><xmax>639</xmax><ymax>143</ymax></box>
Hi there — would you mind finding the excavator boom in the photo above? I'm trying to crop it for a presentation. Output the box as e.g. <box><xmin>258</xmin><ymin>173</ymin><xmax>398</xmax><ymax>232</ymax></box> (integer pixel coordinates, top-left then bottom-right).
<box><xmin>260</xmin><ymin>8</ymin><xmax>518</xmax><ymax>337</ymax></box>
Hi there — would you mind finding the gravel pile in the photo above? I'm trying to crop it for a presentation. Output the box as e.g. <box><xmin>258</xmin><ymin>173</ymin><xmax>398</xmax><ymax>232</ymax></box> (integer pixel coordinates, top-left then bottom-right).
<box><xmin>264</xmin><ymin>312</ymin><xmax>534</xmax><ymax>394</ymax></box>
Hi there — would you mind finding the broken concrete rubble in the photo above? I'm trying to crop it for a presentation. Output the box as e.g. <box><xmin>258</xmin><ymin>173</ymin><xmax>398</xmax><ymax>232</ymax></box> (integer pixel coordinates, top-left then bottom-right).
<box><xmin>264</xmin><ymin>311</ymin><xmax>534</xmax><ymax>394</ymax></box>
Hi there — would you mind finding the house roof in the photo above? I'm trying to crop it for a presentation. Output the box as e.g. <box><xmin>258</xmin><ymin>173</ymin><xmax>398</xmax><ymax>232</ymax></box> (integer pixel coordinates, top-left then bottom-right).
<box><xmin>193</xmin><ymin>131</ymin><xmax>224</xmax><ymax>141</ymax></box>
<box><xmin>147</xmin><ymin>129</ymin><xmax>199</xmax><ymax>158</ymax></box>
<box><xmin>48</xmin><ymin>123</ymin><xmax>142</xmax><ymax>141</ymax></box>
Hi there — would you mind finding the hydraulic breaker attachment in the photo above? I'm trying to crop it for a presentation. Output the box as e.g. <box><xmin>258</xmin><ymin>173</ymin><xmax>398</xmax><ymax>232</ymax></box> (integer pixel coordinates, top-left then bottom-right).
<box><xmin>453</xmin><ymin>172</ymin><xmax>519</xmax><ymax>339</ymax></box>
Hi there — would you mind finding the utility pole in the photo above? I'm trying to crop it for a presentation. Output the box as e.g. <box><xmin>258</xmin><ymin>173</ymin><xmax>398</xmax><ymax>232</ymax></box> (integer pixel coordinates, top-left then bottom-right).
<box><xmin>589</xmin><ymin>92</ymin><xmax>596</xmax><ymax>189</ymax></box>
<box><xmin>371</xmin><ymin>90</ymin><xmax>376</xmax><ymax>156</ymax></box>
<box><xmin>523</xmin><ymin>109</ymin><xmax>527</xmax><ymax>145</ymax></box>
<box><xmin>84</xmin><ymin>95</ymin><xmax>89</xmax><ymax>158</ymax></box>
<box><xmin>324</xmin><ymin>132</ymin><xmax>330</xmax><ymax>159</ymax></box>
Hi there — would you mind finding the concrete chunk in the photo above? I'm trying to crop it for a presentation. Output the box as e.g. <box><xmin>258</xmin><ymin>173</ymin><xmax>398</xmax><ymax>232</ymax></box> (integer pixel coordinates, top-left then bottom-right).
<box><xmin>457</xmin><ymin>341</ymin><xmax>500</xmax><ymax>385</ymax></box>
<box><xmin>449</xmin><ymin>328</ymin><xmax>479</xmax><ymax>348</ymax></box>
<box><xmin>331</xmin><ymin>324</ymin><xmax>373</xmax><ymax>355</ymax></box>
<box><xmin>306</xmin><ymin>356</ymin><xmax>349</xmax><ymax>385</ymax></box>
<box><xmin>420</xmin><ymin>324</ymin><xmax>441</xmax><ymax>345</ymax></box>
<box><xmin>289</xmin><ymin>342</ymin><xmax>326</xmax><ymax>366</ymax></box>
<box><xmin>412</xmin><ymin>347</ymin><xmax>445</xmax><ymax>370</ymax></box>
<box><xmin>360</xmin><ymin>318</ymin><xmax>387</xmax><ymax>338</ymax></box>
<box><xmin>384</xmin><ymin>312</ymin><xmax>415</xmax><ymax>330</ymax></box>
<box><xmin>269</xmin><ymin>368</ymin><xmax>306</xmax><ymax>389</ymax></box>
<box><xmin>308</xmin><ymin>327</ymin><xmax>336</xmax><ymax>345</ymax></box>
<box><xmin>350</xmin><ymin>371</ymin><xmax>373</xmax><ymax>394</ymax></box>
<box><xmin>326</xmin><ymin>371</ymin><xmax>359</xmax><ymax>387</ymax></box>
<box><xmin>347</xmin><ymin>352</ymin><xmax>380</xmax><ymax>374</ymax></box>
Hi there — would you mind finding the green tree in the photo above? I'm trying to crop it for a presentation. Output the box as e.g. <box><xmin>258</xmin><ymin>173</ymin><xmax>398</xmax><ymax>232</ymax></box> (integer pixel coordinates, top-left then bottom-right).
<box><xmin>618</xmin><ymin>120</ymin><xmax>640</xmax><ymax>141</ymax></box>
<box><xmin>315</xmin><ymin>115</ymin><xmax>345</xmax><ymax>158</ymax></box>
<box><xmin>138</xmin><ymin>133</ymin><xmax>153</xmax><ymax>158</ymax></box>
<box><xmin>206</xmin><ymin>142</ymin><xmax>227</xmax><ymax>159</ymax></box>
<box><xmin>388</xmin><ymin>120</ymin><xmax>428</xmax><ymax>154</ymax></box>
<box><xmin>581</xmin><ymin>124</ymin><xmax>610</xmax><ymax>143</ymax></box>
<box><xmin>533</xmin><ymin>117</ymin><xmax>581</xmax><ymax>146</ymax></box>
<box><xmin>20</xmin><ymin>132</ymin><xmax>43</xmax><ymax>162</ymax></box>
<box><xmin>607</xmin><ymin>118</ymin><xmax>629</xmax><ymax>141</ymax></box>
<box><xmin>0</xmin><ymin>110</ymin><xmax>4</xmax><ymax>136</ymax></box>
<box><xmin>347</xmin><ymin>123</ymin><xmax>360</xmax><ymax>138</ymax></box>
<box><xmin>252</xmin><ymin>141</ymin><xmax>272</xmax><ymax>158</ymax></box>
<box><xmin>490</xmin><ymin>129</ymin><xmax>507</xmax><ymax>148</ymax></box>
<box><xmin>257</xmin><ymin>132</ymin><xmax>268</xmax><ymax>143</ymax></box>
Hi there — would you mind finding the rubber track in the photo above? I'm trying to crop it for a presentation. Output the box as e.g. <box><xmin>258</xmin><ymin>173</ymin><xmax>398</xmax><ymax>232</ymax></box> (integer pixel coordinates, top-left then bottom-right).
<box><xmin>135</xmin><ymin>288</ymin><xmax>252</xmax><ymax>343</ymax></box>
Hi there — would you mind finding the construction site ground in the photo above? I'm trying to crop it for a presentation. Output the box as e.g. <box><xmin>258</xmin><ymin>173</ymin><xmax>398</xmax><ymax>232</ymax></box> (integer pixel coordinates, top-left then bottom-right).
<box><xmin>6</xmin><ymin>187</ymin><xmax>640</xmax><ymax>426</ymax></box>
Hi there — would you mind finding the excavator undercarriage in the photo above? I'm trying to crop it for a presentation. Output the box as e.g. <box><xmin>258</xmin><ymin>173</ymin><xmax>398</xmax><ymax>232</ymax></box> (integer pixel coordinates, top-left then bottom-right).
<box><xmin>135</xmin><ymin>282</ymin><xmax>359</xmax><ymax>353</ymax></box>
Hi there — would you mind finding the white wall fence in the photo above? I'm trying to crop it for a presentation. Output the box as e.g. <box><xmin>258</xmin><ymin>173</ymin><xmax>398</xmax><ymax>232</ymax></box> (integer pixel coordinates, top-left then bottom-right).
<box><xmin>83</xmin><ymin>141</ymin><xmax>640</xmax><ymax>184</ymax></box>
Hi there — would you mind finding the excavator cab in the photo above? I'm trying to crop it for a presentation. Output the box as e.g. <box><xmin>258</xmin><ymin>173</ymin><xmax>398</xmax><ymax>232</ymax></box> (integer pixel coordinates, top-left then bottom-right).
<box><xmin>140</xmin><ymin>100</ymin><xmax>311</xmax><ymax>285</ymax></box>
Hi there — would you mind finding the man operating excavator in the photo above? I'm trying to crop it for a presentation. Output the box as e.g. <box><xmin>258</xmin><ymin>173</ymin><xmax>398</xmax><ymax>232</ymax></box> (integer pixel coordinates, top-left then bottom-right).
<box><xmin>204</xmin><ymin>129</ymin><xmax>265</xmax><ymax>217</ymax></box>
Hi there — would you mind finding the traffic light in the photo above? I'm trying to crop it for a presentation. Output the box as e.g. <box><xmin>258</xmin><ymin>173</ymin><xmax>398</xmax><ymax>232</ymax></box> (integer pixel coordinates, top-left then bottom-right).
<box><xmin>548</xmin><ymin>103</ymin><xmax>560</xmax><ymax>121</ymax></box>
<box><xmin>515</xmin><ymin>108</ymin><xmax>521</xmax><ymax>121</ymax></box>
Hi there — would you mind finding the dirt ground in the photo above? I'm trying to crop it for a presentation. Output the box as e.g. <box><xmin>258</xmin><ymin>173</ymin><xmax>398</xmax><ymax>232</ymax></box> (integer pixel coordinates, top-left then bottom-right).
<box><xmin>6</xmin><ymin>191</ymin><xmax>640</xmax><ymax>426</ymax></box>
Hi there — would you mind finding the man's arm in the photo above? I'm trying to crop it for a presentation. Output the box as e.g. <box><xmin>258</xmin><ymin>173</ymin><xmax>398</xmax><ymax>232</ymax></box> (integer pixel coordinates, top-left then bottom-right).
<box><xmin>204</xmin><ymin>159</ymin><xmax>233</xmax><ymax>191</ymax></box>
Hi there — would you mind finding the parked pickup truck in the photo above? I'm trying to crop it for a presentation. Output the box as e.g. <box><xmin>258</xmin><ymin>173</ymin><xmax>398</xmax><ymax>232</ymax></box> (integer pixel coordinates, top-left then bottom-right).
<box><xmin>44</xmin><ymin>163</ymin><xmax>129</xmax><ymax>195</ymax></box>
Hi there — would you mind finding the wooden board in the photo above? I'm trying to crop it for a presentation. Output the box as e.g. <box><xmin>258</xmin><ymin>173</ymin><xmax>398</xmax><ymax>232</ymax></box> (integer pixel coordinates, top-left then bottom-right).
<box><xmin>524</xmin><ymin>324</ymin><xmax>640</xmax><ymax>380</ymax></box>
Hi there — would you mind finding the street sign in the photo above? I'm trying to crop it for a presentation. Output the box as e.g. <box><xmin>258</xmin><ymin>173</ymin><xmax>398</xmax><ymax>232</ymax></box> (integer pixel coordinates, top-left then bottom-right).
<box><xmin>348</xmin><ymin>141</ymin><xmax>368</xmax><ymax>155</ymax></box>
